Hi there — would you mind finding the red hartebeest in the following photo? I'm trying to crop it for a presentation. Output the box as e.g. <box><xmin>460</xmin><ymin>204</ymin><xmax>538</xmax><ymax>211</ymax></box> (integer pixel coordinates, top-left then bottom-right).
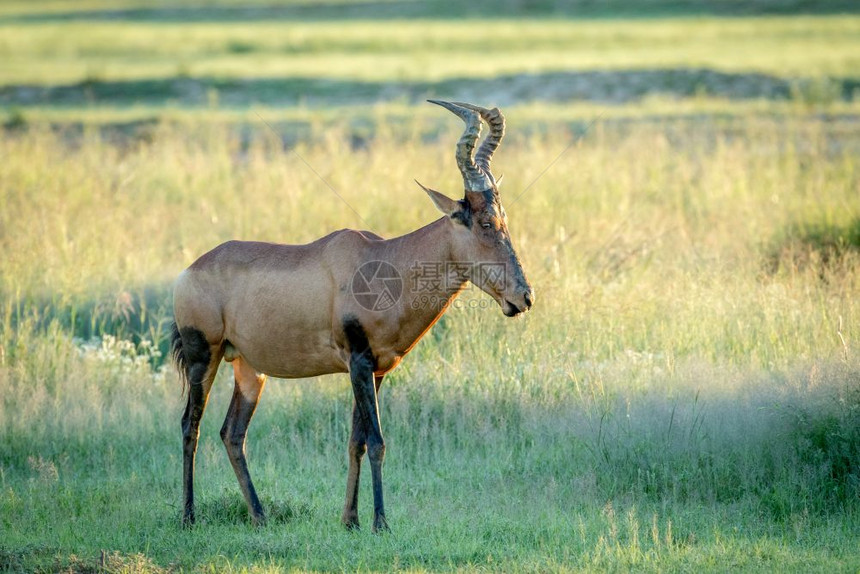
<box><xmin>170</xmin><ymin>100</ymin><xmax>534</xmax><ymax>532</ymax></box>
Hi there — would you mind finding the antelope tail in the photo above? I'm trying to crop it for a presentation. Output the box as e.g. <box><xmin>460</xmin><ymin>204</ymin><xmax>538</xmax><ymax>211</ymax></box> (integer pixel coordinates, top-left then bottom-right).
<box><xmin>169</xmin><ymin>321</ymin><xmax>189</xmax><ymax>396</ymax></box>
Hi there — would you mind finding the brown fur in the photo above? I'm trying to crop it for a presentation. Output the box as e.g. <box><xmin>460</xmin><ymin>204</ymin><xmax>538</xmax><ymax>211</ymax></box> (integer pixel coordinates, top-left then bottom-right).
<box><xmin>174</xmin><ymin>208</ymin><xmax>532</xmax><ymax>379</ymax></box>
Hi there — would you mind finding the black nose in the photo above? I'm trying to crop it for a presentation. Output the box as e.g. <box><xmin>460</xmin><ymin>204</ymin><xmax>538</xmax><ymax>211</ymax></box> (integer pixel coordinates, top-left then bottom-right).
<box><xmin>523</xmin><ymin>289</ymin><xmax>534</xmax><ymax>309</ymax></box>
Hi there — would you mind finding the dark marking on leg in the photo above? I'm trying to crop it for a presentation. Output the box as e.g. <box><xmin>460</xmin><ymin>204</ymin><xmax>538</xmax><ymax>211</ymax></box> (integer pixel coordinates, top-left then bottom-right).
<box><xmin>343</xmin><ymin>316</ymin><xmax>376</xmax><ymax>367</ymax></box>
<box><xmin>368</xmin><ymin>373</ymin><xmax>388</xmax><ymax>533</ymax></box>
<box><xmin>178</xmin><ymin>326</ymin><xmax>219</xmax><ymax>528</ymax></box>
<box><xmin>221</xmin><ymin>359</ymin><xmax>266</xmax><ymax>526</ymax></box>
<box><xmin>180</xmin><ymin>326</ymin><xmax>212</xmax><ymax>369</ymax></box>
<box><xmin>342</xmin><ymin>316</ymin><xmax>389</xmax><ymax>533</ymax></box>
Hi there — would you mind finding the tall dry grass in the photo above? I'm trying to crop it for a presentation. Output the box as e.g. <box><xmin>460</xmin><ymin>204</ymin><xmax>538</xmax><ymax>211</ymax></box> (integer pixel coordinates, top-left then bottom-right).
<box><xmin>0</xmin><ymin>115</ymin><xmax>858</xmax><ymax>526</ymax></box>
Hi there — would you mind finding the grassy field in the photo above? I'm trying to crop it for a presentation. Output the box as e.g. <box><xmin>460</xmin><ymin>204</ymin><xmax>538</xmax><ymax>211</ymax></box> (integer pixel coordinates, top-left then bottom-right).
<box><xmin>1</xmin><ymin>1</ymin><xmax>860</xmax><ymax>572</ymax></box>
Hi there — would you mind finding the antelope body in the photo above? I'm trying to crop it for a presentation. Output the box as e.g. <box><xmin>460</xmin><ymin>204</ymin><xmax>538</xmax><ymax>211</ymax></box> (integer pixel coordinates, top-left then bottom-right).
<box><xmin>170</xmin><ymin>101</ymin><xmax>534</xmax><ymax>532</ymax></box>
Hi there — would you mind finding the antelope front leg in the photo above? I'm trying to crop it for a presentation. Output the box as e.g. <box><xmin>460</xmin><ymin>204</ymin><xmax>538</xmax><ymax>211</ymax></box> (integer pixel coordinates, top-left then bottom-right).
<box><xmin>368</xmin><ymin>374</ymin><xmax>387</xmax><ymax>532</ymax></box>
<box><xmin>342</xmin><ymin>400</ymin><xmax>366</xmax><ymax>529</ymax></box>
<box><xmin>346</xmin><ymin>330</ymin><xmax>389</xmax><ymax>533</ymax></box>
<box><xmin>342</xmin><ymin>375</ymin><xmax>386</xmax><ymax>531</ymax></box>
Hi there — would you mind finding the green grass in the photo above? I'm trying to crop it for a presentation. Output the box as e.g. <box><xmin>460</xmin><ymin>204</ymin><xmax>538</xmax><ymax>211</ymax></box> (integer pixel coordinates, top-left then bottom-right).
<box><xmin>2</xmin><ymin>117</ymin><xmax>858</xmax><ymax>572</ymax></box>
<box><xmin>1</xmin><ymin>1</ymin><xmax>860</xmax><ymax>572</ymax></box>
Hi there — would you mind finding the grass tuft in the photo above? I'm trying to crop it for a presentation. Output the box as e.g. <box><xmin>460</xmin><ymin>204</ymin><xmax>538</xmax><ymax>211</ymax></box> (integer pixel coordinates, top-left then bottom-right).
<box><xmin>195</xmin><ymin>491</ymin><xmax>313</xmax><ymax>526</ymax></box>
<box><xmin>767</xmin><ymin>218</ymin><xmax>860</xmax><ymax>277</ymax></box>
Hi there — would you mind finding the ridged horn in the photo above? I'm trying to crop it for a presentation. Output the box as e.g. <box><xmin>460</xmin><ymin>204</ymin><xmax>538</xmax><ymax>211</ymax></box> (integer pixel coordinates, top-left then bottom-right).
<box><xmin>427</xmin><ymin>99</ymin><xmax>493</xmax><ymax>192</ymax></box>
<box><xmin>451</xmin><ymin>102</ymin><xmax>505</xmax><ymax>182</ymax></box>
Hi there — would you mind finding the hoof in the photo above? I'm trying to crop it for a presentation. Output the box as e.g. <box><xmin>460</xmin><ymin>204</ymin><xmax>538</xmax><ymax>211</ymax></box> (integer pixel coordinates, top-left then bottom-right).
<box><xmin>250</xmin><ymin>513</ymin><xmax>267</xmax><ymax>528</ymax></box>
<box><xmin>371</xmin><ymin>515</ymin><xmax>390</xmax><ymax>534</ymax></box>
<box><xmin>340</xmin><ymin>510</ymin><xmax>361</xmax><ymax>530</ymax></box>
<box><xmin>181</xmin><ymin>513</ymin><xmax>196</xmax><ymax>529</ymax></box>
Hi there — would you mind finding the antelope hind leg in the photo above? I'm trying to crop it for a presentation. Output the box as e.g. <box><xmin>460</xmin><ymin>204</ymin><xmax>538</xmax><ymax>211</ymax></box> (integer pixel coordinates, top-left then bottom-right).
<box><xmin>221</xmin><ymin>356</ymin><xmax>267</xmax><ymax>526</ymax></box>
<box><xmin>180</xmin><ymin>328</ymin><xmax>222</xmax><ymax>527</ymax></box>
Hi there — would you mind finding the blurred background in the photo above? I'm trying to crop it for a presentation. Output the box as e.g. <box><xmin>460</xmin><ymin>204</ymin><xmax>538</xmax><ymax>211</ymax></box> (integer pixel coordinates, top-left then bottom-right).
<box><xmin>2</xmin><ymin>0</ymin><xmax>859</xmax><ymax>129</ymax></box>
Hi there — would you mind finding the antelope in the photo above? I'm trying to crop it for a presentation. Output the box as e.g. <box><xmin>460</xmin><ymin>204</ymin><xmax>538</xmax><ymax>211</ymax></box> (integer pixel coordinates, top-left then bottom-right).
<box><xmin>170</xmin><ymin>100</ymin><xmax>534</xmax><ymax>533</ymax></box>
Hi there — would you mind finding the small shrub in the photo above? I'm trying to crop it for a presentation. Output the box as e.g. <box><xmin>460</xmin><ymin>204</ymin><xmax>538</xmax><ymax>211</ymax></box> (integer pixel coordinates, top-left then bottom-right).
<box><xmin>226</xmin><ymin>40</ymin><xmax>257</xmax><ymax>54</ymax></box>
<box><xmin>3</xmin><ymin>107</ymin><xmax>27</xmax><ymax>130</ymax></box>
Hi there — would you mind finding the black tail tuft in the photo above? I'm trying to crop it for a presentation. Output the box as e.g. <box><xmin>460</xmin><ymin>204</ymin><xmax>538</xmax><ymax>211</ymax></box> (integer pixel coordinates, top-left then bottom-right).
<box><xmin>169</xmin><ymin>321</ymin><xmax>189</xmax><ymax>396</ymax></box>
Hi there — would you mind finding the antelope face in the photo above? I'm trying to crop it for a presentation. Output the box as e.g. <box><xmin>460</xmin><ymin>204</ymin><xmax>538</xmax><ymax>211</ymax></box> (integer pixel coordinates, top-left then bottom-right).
<box><xmin>420</xmin><ymin>184</ymin><xmax>534</xmax><ymax>317</ymax></box>
<box><xmin>460</xmin><ymin>189</ymin><xmax>533</xmax><ymax>316</ymax></box>
<box><xmin>420</xmin><ymin>99</ymin><xmax>534</xmax><ymax>317</ymax></box>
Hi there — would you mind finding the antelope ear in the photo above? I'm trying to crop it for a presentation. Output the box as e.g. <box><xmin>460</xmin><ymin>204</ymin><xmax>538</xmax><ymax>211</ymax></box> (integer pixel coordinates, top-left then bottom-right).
<box><xmin>415</xmin><ymin>180</ymin><xmax>460</xmax><ymax>217</ymax></box>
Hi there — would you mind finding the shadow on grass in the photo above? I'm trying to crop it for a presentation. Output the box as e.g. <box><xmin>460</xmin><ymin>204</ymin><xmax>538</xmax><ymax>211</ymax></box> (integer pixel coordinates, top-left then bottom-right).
<box><xmin>3</xmin><ymin>69</ymin><xmax>857</xmax><ymax>110</ymax></box>
<box><xmin>3</xmin><ymin>0</ymin><xmax>860</xmax><ymax>23</ymax></box>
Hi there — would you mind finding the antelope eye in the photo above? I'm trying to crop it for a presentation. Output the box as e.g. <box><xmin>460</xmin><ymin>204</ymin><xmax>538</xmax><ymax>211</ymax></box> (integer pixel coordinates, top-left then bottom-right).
<box><xmin>480</xmin><ymin>222</ymin><xmax>492</xmax><ymax>229</ymax></box>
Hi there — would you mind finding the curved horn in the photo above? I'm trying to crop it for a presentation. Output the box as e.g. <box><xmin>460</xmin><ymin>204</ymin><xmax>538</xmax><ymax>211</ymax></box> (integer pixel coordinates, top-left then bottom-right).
<box><xmin>451</xmin><ymin>102</ymin><xmax>505</xmax><ymax>182</ymax></box>
<box><xmin>428</xmin><ymin>99</ymin><xmax>493</xmax><ymax>192</ymax></box>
